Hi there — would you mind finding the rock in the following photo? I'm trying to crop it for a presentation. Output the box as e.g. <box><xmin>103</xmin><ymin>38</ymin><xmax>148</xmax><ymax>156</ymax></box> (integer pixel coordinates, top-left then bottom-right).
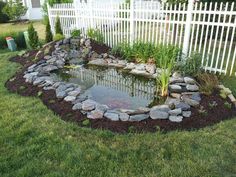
<box><xmin>42</xmin><ymin>65</ymin><xmax>58</xmax><ymax>72</ymax></box>
<box><xmin>44</xmin><ymin>55</ymin><xmax>51</xmax><ymax>60</ymax></box>
<box><xmin>135</xmin><ymin>64</ymin><xmax>146</xmax><ymax>71</ymax></box>
<box><xmin>165</xmin><ymin>97</ymin><xmax>180</xmax><ymax>106</ymax></box>
<box><xmin>172</xmin><ymin>72</ymin><xmax>182</xmax><ymax>78</ymax></box>
<box><xmin>82</xmin><ymin>99</ymin><xmax>96</xmax><ymax>111</ymax></box>
<box><xmin>175</xmin><ymin>102</ymin><xmax>191</xmax><ymax>111</ymax></box>
<box><xmin>46</xmin><ymin>57</ymin><xmax>57</xmax><ymax>64</ymax></box>
<box><xmin>150</xmin><ymin>110</ymin><xmax>169</xmax><ymax>119</ymax></box>
<box><xmin>169</xmin><ymin>84</ymin><xmax>182</xmax><ymax>93</ymax></box>
<box><xmin>103</xmin><ymin>53</ymin><xmax>109</xmax><ymax>58</ymax></box>
<box><xmin>68</xmin><ymin>88</ymin><xmax>81</xmax><ymax>97</ymax></box>
<box><xmin>89</xmin><ymin>59</ymin><xmax>107</xmax><ymax>66</ymax></box>
<box><xmin>170</xmin><ymin>93</ymin><xmax>181</xmax><ymax>99</ymax></box>
<box><xmin>129</xmin><ymin>114</ymin><xmax>149</xmax><ymax>121</ymax></box>
<box><xmin>124</xmin><ymin>63</ymin><xmax>135</xmax><ymax>70</ymax></box>
<box><xmin>72</xmin><ymin>103</ymin><xmax>82</xmax><ymax>110</ymax></box>
<box><xmin>87</xmin><ymin>110</ymin><xmax>104</xmax><ymax>119</ymax></box>
<box><xmin>96</xmin><ymin>104</ymin><xmax>109</xmax><ymax>112</ymax></box>
<box><xmin>182</xmin><ymin>96</ymin><xmax>200</xmax><ymax>107</ymax></box>
<box><xmin>56</xmin><ymin>91</ymin><xmax>67</xmax><ymax>99</ymax></box>
<box><xmin>182</xmin><ymin>111</ymin><xmax>191</xmax><ymax>118</ymax></box>
<box><xmin>169</xmin><ymin>77</ymin><xmax>184</xmax><ymax>84</ymax></box>
<box><xmin>186</xmin><ymin>84</ymin><xmax>199</xmax><ymax>91</ymax></box>
<box><xmin>119</xmin><ymin>113</ymin><xmax>129</xmax><ymax>121</ymax></box>
<box><xmin>184</xmin><ymin>77</ymin><xmax>196</xmax><ymax>84</ymax></box>
<box><xmin>145</xmin><ymin>64</ymin><xmax>156</xmax><ymax>74</ymax></box>
<box><xmin>169</xmin><ymin>116</ymin><xmax>183</xmax><ymax>122</ymax></box>
<box><xmin>138</xmin><ymin>107</ymin><xmax>150</xmax><ymax>113</ymax></box>
<box><xmin>117</xmin><ymin>60</ymin><xmax>127</xmax><ymax>66</ymax></box>
<box><xmin>85</xmin><ymin>39</ymin><xmax>91</xmax><ymax>47</ymax></box>
<box><xmin>64</xmin><ymin>96</ymin><xmax>76</xmax><ymax>102</ymax></box>
<box><xmin>151</xmin><ymin>105</ymin><xmax>170</xmax><ymax>113</ymax></box>
<box><xmin>130</xmin><ymin>69</ymin><xmax>149</xmax><ymax>75</ymax></box>
<box><xmin>104</xmin><ymin>112</ymin><xmax>119</xmax><ymax>121</ymax></box>
<box><xmin>168</xmin><ymin>108</ymin><xmax>182</xmax><ymax>116</ymax></box>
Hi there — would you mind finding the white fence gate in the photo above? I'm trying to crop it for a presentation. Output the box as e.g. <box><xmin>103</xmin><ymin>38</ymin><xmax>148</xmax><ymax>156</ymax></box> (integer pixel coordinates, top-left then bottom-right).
<box><xmin>48</xmin><ymin>0</ymin><xmax>236</xmax><ymax>76</ymax></box>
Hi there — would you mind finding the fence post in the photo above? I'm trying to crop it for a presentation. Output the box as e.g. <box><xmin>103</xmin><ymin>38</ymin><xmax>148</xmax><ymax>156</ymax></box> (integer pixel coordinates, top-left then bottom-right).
<box><xmin>182</xmin><ymin>0</ymin><xmax>194</xmax><ymax>58</ymax></box>
<box><xmin>73</xmin><ymin>1</ymin><xmax>79</xmax><ymax>30</ymax></box>
<box><xmin>89</xmin><ymin>0</ymin><xmax>94</xmax><ymax>28</ymax></box>
<box><xmin>47</xmin><ymin>3</ymin><xmax>54</xmax><ymax>34</ymax></box>
<box><xmin>130</xmin><ymin>0</ymin><xmax>135</xmax><ymax>45</ymax></box>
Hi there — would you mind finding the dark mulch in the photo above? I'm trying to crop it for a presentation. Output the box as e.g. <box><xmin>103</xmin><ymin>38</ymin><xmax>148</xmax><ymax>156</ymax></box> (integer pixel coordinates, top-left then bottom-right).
<box><xmin>5</xmin><ymin>44</ymin><xmax>236</xmax><ymax>133</ymax></box>
<box><xmin>90</xmin><ymin>40</ymin><xmax>111</xmax><ymax>54</ymax></box>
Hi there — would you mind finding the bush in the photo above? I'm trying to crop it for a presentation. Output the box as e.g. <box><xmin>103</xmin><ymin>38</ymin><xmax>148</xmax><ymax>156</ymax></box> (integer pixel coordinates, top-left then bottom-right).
<box><xmin>28</xmin><ymin>23</ymin><xmax>39</xmax><ymax>49</ymax></box>
<box><xmin>53</xmin><ymin>33</ymin><xmax>65</xmax><ymax>41</ymax></box>
<box><xmin>45</xmin><ymin>18</ymin><xmax>53</xmax><ymax>43</ymax></box>
<box><xmin>0</xmin><ymin>1</ymin><xmax>9</xmax><ymax>23</ymax></box>
<box><xmin>71</xmin><ymin>29</ymin><xmax>81</xmax><ymax>38</ymax></box>
<box><xmin>87</xmin><ymin>28</ymin><xmax>104</xmax><ymax>44</ymax></box>
<box><xmin>3</xmin><ymin>0</ymin><xmax>27</xmax><ymax>21</ymax></box>
<box><xmin>0</xmin><ymin>31</ymin><xmax>26</xmax><ymax>49</ymax></box>
<box><xmin>55</xmin><ymin>16</ymin><xmax>63</xmax><ymax>35</ymax></box>
<box><xmin>197</xmin><ymin>73</ymin><xmax>219</xmax><ymax>95</ymax></box>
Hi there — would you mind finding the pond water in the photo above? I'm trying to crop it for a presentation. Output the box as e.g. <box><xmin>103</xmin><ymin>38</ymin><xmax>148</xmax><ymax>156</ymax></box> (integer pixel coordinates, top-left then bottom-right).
<box><xmin>54</xmin><ymin>65</ymin><xmax>157</xmax><ymax>110</ymax></box>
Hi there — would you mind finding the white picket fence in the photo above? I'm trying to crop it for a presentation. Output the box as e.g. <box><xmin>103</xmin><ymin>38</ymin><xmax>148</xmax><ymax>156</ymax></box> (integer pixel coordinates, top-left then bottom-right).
<box><xmin>48</xmin><ymin>0</ymin><xmax>236</xmax><ymax>75</ymax></box>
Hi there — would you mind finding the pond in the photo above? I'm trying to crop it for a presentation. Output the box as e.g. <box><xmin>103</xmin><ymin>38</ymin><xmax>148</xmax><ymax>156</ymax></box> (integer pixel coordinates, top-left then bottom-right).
<box><xmin>53</xmin><ymin>65</ymin><xmax>157</xmax><ymax>110</ymax></box>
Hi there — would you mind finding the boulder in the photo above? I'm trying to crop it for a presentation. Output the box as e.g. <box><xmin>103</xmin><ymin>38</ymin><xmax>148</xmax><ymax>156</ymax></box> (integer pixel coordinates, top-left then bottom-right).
<box><xmin>89</xmin><ymin>59</ymin><xmax>107</xmax><ymax>66</ymax></box>
<box><xmin>87</xmin><ymin>110</ymin><xmax>104</xmax><ymax>119</ymax></box>
<box><xmin>182</xmin><ymin>96</ymin><xmax>200</xmax><ymax>107</ymax></box>
<box><xmin>175</xmin><ymin>102</ymin><xmax>191</xmax><ymax>111</ymax></box>
<box><xmin>129</xmin><ymin>114</ymin><xmax>149</xmax><ymax>121</ymax></box>
<box><xmin>184</xmin><ymin>77</ymin><xmax>196</xmax><ymax>84</ymax></box>
<box><xmin>182</xmin><ymin>111</ymin><xmax>192</xmax><ymax>118</ymax></box>
<box><xmin>104</xmin><ymin>112</ymin><xmax>119</xmax><ymax>121</ymax></box>
<box><xmin>169</xmin><ymin>77</ymin><xmax>184</xmax><ymax>84</ymax></box>
<box><xmin>145</xmin><ymin>64</ymin><xmax>156</xmax><ymax>74</ymax></box>
<box><xmin>119</xmin><ymin>113</ymin><xmax>130</xmax><ymax>121</ymax></box>
<box><xmin>82</xmin><ymin>99</ymin><xmax>96</xmax><ymax>111</ymax></box>
<box><xmin>56</xmin><ymin>91</ymin><xmax>67</xmax><ymax>99</ymax></box>
<box><xmin>151</xmin><ymin>105</ymin><xmax>170</xmax><ymax>113</ymax></box>
<box><xmin>64</xmin><ymin>96</ymin><xmax>76</xmax><ymax>102</ymax></box>
<box><xmin>168</xmin><ymin>108</ymin><xmax>182</xmax><ymax>116</ymax></box>
<box><xmin>169</xmin><ymin>84</ymin><xmax>182</xmax><ymax>93</ymax></box>
<box><xmin>186</xmin><ymin>84</ymin><xmax>199</xmax><ymax>91</ymax></box>
<box><xmin>72</xmin><ymin>103</ymin><xmax>82</xmax><ymax>110</ymax></box>
<box><xmin>150</xmin><ymin>110</ymin><xmax>169</xmax><ymax>119</ymax></box>
<box><xmin>169</xmin><ymin>116</ymin><xmax>183</xmax><ymax>122</ymax></box>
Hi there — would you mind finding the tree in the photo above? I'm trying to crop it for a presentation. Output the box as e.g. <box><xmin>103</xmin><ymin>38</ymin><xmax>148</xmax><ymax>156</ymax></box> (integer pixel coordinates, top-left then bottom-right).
<box><xmin>3</xmin><ymin>0</ymin><xmax>27</xmax><ymax>21</ymax></box>
<box><xmin>0</xmin><ymin>1</ymin><xmax>9</xmax><ymax>23</ymax></box>
<box><xmin>28</xmin><ymin>23</ymin><xmax>39</xmax><ymax>49</ymax></box>
<box><xmin>55</xmin><ymin>16</ymin><xmax>63</xmax><ymax>35</ymax></box>
<box><xmin>45</xmin><ymin>18</ymin><xmax>53</xmax><ymax>43</ymax></box>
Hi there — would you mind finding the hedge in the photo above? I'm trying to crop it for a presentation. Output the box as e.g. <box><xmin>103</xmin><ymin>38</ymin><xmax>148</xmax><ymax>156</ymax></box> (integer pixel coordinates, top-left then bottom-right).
<box><xmin>0</xmin><ymin>31</ymin><xmax>26</xmax><ymax>49</ymax></box>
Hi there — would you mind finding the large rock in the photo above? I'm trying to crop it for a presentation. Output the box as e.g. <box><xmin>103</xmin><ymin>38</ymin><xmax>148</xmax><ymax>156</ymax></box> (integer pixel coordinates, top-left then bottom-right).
<box><xmin>96</xmin><ymin>104</ymin><xmax>109</xmax><ymax>112</ymax></box>
<box><xmin>64</xmin><ymin>96</ymin><xmax>76</xmax><ymax>102</ymax></box>
<box><xmin>169</xmin><ymin>116</ymin><xmax>183</xmax><ymax>122</ymax></box>
<box><xmin>89</xmin><ymin>59</ymin><xmax>107</xmax><ymax>66</ymax></box>
<box><xmin>175</xmin><ymin>102</ymin><xmax>191</xmax><ymax>111</ymax></box>
<box><xmin>124</xmin><ymin>63</ymin><xmax>135</xmax><ymax>70</ymax></box>
<box><xmin>182</xmin><ymin>111</ymin><xmax>191</xmax><ymax>118</ymax></box>
<box><xmin>119</xmin><ymin>113</ymin><xmax>130</xmax><ymax>121</ymax></box>
<box><xmin>135</xmin><ymin>64</ymin><xmax>146</xmax><ymax>71</ymax></box>
<box><xmin>41</xmin><ymin>65</ymin><xmax>58</xmax><ymax>72</ymax></box>
<box><xmin>56</xmin><ymin>91</ymin><xmax>67</xmax><ymax>99</ymax></box>
<box><xmin>169</xmin><ymin>77</ymin><xmax>184</xmax><ymax>84</ymax></box>
<box><xmin>82</xmin><ymin>99</ymin><xmax>96</xmax><ymax>111</ymax></box>
<box><xmin>169</xmin><ymin>84</ymin><xmax>182</xmax><ymax>93</ymax></box>
<box><xmin>168</xmin><ymin>108</ymin><xmax>182</xmax><ymax>116</ymax></box>
<box><xmin>72</xmin><ymin>103</ymin><xmax>82</xmax><ymax>110</ymax></box>
<box><xmin>150</xmin><ymin>110</ymin><xmax>169</xmax><ymax>119</ymax></box>
<box><xmin>145</xmin><ymin>64</ymin><xmax>156</xmax><ymax>74</ymax></box>
<box><xmin>129</xmin><ymin>114</ymin><xmax>149</xmax><ymax>121</ymax></box>
<box><xmin>151</xmin><ymin>105</ymin><xmax>170</xmax><ymax>113</ymax></box>
<box><xmin>182</xmin><ymin>96</ymin><xmax>200</xmax><ymax>107</ymax></box>
<box><xmin>68</xmin><ymin>88</ymin><xmax>81</xmax><ymax>97</ymax></box>
<box><xmin>186</xmin><ymin>84</ymin><xmax>199</xmax><ymax>91</ymax></box>
<box><xmin>184</xmin><ymin>77</ymin><xmax>196</xmax><ymax>84</ymax></box>
<box><xmin>104</xmin><ymin>112</ymin><xmax>119</xmax><ymax>121</ymax></box>
<box><xmin>87</xmin><ymin>110</ymin><xmax>104</xmax><ymax>119</ymax></box>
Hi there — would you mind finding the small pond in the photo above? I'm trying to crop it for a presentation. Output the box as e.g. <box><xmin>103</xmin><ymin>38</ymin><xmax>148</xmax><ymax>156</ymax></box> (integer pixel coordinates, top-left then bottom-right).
<box><xmin>53</xmin><ymin>65</ymin><xmax>157</xmax><ymax>110</ymax></box>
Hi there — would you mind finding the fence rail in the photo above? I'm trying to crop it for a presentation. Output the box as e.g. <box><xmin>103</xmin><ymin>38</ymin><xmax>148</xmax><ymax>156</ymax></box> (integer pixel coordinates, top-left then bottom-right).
<box><xmin>48</xmin><ymin>0</ymin><xmax>236</xmax><ymax>76</ymax></box>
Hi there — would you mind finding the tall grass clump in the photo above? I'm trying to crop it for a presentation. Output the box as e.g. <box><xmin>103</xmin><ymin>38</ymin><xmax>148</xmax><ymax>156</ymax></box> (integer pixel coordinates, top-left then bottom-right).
<box><xmin>87</xmin><ymin>28</ymin><xmax>104</xmax><ymax>44</ymax></box>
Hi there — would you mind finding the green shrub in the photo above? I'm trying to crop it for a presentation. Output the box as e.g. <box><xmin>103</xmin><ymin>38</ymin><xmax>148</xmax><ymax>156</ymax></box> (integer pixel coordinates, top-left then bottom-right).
<box><xmin>45</xmin><ymin>18</ymin><xmax>53</xmax><ymax>43</ymax></box>
<box><xmin>87</xmin><ymin>28</ymin><xmax>104</xmax><ymax>44</ymax></box>
<box><xmin>0</xmin><ymin>31</ymin><xmax>26</xmax><ymax>49</ymax></box>
<box><xmin>3</xmin><ymin>0</ymin><xmax>27</xmax><ymax>21</ymax></box>
<box><xmin>28</xmin><ymin>23</ymin><xmax>39</xmax><ymax>49</ymax></box>
<box><xmin>55</xmin><ymin>16</ymin><xmax>63</xmax><ymax>35</ymax></box>
<box><xmin>53</xmin><ymin>33</ymin><xmax>65</xmax><ymax>41</ymax></box>
<box><xmin>71</xmin><ymin>29</ymin><xmax>81</xmax><ymax>38</ymax></box>
<box><xmin>0</xmin><ymin>1</ymin><xmax>9</xmax><ymax>23</ymax></box>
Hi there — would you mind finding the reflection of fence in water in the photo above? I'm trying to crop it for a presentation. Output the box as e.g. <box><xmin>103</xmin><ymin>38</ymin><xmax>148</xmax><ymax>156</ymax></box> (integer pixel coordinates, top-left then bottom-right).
<box><xmin>69</xmin><ymin>67</ymin><xmax>156</xmax><ymax>101</ymax></box>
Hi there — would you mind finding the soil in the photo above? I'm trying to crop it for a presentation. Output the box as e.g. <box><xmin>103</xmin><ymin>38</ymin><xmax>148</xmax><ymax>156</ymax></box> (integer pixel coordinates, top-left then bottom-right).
<box><xmin>5</xmin><ymin>42</ymin><xmax>236</xmax><ymax>133</ymax></box>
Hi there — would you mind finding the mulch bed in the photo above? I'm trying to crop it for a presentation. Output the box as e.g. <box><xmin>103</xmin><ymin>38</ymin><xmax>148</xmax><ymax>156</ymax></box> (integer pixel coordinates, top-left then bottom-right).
<box><xmin>5</xmin><ymin>42</ymin><xmax>236</xmax><ymax>133</ymax></box>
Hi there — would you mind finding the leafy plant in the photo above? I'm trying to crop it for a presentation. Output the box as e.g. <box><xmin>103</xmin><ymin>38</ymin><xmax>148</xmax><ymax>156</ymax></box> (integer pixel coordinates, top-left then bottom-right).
<box><xmin>55</xmin><ymin>16</ymin><xmax>63</xmax><ymax>35</ymax></box>
<box><xmin>198</xmin><ymin>106</ymin><xmax>208</xmax><ymax>116</ymax></box>
<box><xmin>45</xmin><ymin>18</ymin><xmax>53</xmax><ymax>43</ymax></box>
<box><xmin>87</xmin><ymin>28</ymin><xmax>104</xmax><ymax>44</ymax></box>
<box><xmin>157</xmin><ymin>67</ymin><xmax>173</xmax><ymax>97</ymax></box>
<box><xmin>28</xmin><ymin>23</ymin><xmax>39</xmax><ymax>49</ymax></box>
<box><xmin>71</xmin><ymin>29</ymin><xmax>81</xmax><ymax>38</ymax></box>
<box><xmin>224</xmin><ymin>102</ymin><xmax>232</xmax><ymax>109</ymax></box>
<box><xmin>82</xmin><ymin>119</ymin><xmax>90</xmax><ymax>126</ymax></box>
<box><xmin>53</xmin><ymin>33</ymin><xmax>65</xmax><ymax>41</ymax></box>
<box><xmin>197</xmin><ymin>73</ymin><xmax>219</xmax><ymax>95</ymax></box>
<box><xmin>3</xmin><ymin>0</ymin><xmax>27</xmax><ymax>21</ymax></box>
<box><xmin>209</xmin><ymin>101</ymin><xmax>218</xmax><ymax>109</ymax></box>
<box><xmin>0</xmin><ymin>1</ymin><xmax>9</xmax><ymax>23</ymax></box>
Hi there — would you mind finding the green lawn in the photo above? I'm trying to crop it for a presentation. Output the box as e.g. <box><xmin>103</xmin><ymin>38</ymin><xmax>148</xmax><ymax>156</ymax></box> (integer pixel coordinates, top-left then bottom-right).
<box><xmin>0</xmin><ymin>51</ymin><xmax>236</xmax><ymax>177</ymax></box>
<box><xmin>0</xmin><ymin>21</ymin><xmax>45</xmax><ymax>40</ymax></box>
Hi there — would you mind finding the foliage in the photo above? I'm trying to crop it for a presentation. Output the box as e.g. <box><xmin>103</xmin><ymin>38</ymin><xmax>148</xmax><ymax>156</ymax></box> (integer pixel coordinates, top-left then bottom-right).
<box><xmin>177</xmin><ymin>53</ymin><xmax>202</xmax><ymax>76</ymax></box>
<box><xmin>71</xmin><ymin>29</ymin><xmax>81</xmax><ymax>38</ymax></box>
<box><xmin>82</xmin><ymin>119</ymin><xmax>90</xmax><ymax>126</ymax></box>
<box><xmin>198</xmin><ymin>106</ymin><xmax>208</xmax><ymax>116</ymax></box>
<box><xmin>209</xmin><ymin>101</ymin><xmax>218</xmax><ymax>110</ymax></box>
<box><xmin>53</xmin><ymin>33</ymin><xmax>65</xmax><ymax>41</ymax></box>
<box><xmin>197</xmin><ymin>73</ymin><xmax>219</xmax><ymax>95</ymax></box>
<box><xmin>87</xmin><ymin>28</ymin><xmax>104</xmax><ymax>44</ymax></box>
<box><xmin>224</xmin><ymin>102</ymin><xmax>232</xmax><ymax>109</ymax></box>
<box><xmin>0</xmin><ymin>31</ymin><xmax>26</xmax><ymax>49</ymax></box>
<box><xmin>45</xmin><ymin>18</ymin><xmax>53</xmax><ymax>43</ymax></box>
<box><xmin>28</xmin><ymin>23</ymin><xmax>39</xmax><ymax>49</ymax></box>
<box><xmin>3</xmin><ymin>0</ymin><xmax>27</xmax><ymax>21</ymax></box>
<box><xmin>55</xmin><ymin>16</ymin><xmax>63</xmax><ymax>35</ymax></box>
<box><xmin>0</xmin><ymin>1</ymin><xmax>9</xmax><ymax>23</ymax></box>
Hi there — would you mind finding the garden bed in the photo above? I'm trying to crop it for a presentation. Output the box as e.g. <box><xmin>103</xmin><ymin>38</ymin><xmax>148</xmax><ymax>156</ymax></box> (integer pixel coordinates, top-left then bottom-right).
<box><xmin>5</xmin><ymin>38</ymin><xmax>236</xmax><ymax>133</ymax></box>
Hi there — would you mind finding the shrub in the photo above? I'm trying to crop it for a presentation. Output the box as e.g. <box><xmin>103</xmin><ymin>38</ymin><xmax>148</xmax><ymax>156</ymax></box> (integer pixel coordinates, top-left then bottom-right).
<box><xmin>45</xmin><ymin>18</ymin><xmax>53</xmax><ymax>43</ymax></box>
<box><xmin>197</xmin><ymin>73</ymin><xmax>219</xmax><ymax>95</ymax></box>
<box><xmin>0</xmin><ymin>1</ymin><xmax>9</xmax><ymax>23</ymax></box>
<box><xmin>71</xmin><ymin>29</ymin><xmax>81</xmax><ymax>38</ymax></box>
<box><xmin>87</xmin><ymin>28</ymin><xmax>104</xmax><ymax>44</ymax></box>
<box><xmin>53</xmin><ymin>33</ymin><xmax>65</xmax><ymax>41</ymax></box>
<box><xmin>3</xmin><ymin>0</ymin><xmax>27</xmax><ymax>21</ymax></box>
<box><xmin>0</xmin><ymin>31</ymin><xmax>26</xmax><ymax>49</ymax></box>
<box><xmin>28</xmin><ymin>23</ymin><xmax>39</xmax><ymax>49</ymax></box>
<box><xmin>55</xmin><ymin>16</ymin><xmax>63</xmax><ymax>35</ymax></box>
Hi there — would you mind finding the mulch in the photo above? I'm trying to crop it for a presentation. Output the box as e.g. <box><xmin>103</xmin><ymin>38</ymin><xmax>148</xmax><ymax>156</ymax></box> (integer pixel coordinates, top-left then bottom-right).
<box><xmin>5</xmin><ymin>42</ymin><xmax>236</xmax><ymax>133</ymax></box>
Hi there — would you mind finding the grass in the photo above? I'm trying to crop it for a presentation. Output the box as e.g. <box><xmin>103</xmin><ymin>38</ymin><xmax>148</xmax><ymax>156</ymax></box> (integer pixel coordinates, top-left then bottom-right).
<box><xmin>0</xmin><ymin>21</ymin><xmax>45</xmax><ymax>40</ymax></box>
<box><xmin>0</xmin><ymin>50</ymin><xmax>236</xmax><ymax>177</ymax></box>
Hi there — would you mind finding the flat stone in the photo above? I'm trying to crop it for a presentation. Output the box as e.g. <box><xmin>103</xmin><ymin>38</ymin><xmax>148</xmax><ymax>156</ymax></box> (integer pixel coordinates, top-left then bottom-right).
<box><xmin>172</xmin><ymin>72</ymin><xmax>182</xmax><ymax>78</ymax></box>
<box><xmin>175</xmin><ymin>102</ymin><xmax>191</xmax><ymax>111</ymax></box>
<box><xmin>89</xmin><ymin>59</ymin><xmax>107</xmax><ymax>66</ymax></box>
<box><xmin>151</xmin><ymin>105</ymin><xmax>170</xmax><ymax>113</ymax></box>
<box><xmin>169</xmin><ymin>77</ymin><xmax>184</xmax><ymax>84</ymax></box>
<box><xmin>56</xmin><ymin>91</ymin><xmax>67</xmax><ymax>99</ymax></box>
<box><xmin>96</xmin><ymin>104</ymin><xmax>109</xmax><ymax>112</ymax></box>
<box><xmin>168</xmin><ymin>108</ymin><xmax>182</xmax><ymax>116</ymax></box>
<box><xmin>130</xmin><ymin>69</ymin><xmax>149</xmax><ymax>75</ymax></box>
<box><xmin>124</xmin><ymin>63</ymin><xmax>135</xmax><ymax>70</ymax></box>
<box><xmin>182</xmin><ymin>96</ymin><xmax>200</xmax><ymax>107</ymax></box>
<box><xmin>87</xmin><ymin>110</ymin><xmax>104</xmax><ymax>119</ymax></box>
<box><xmin>42</xmin><ymin>65</ymin><xmax>58</xmax><ymax>72</ymax></box>
<box><xmin>169</xmin><ymin>116</ymin><xmax>183</xmax><ymax>122</ymax></box>
<box><xmin>104</xmin><ymin>112</ymin><xmax>119</xmax><ymax>121</ymax></box>
<box><xmin>170</xmin><ymin>93</ymin><xmax>181</xmax><ymax>99</ymax></box>
<box><xmin>68</xmin><ymin>88</ymin><xmax>81</xmax><ymax>97</ymax></box>
<box><xmin>184</xmin><ymin>77</ymin><xmax>196</xmax><ymax>84</ymax></box>
<box><xmin>129</xmin><ymin>114</ymin><xmax>149</xmax><ymax>121</ymax></box>
<box><xmin>186</xmin><ymin>84</ymin><xmax>199</xmax><ymax>91</ymax></box>
<box><xmin>145</xmin><ymin>64</ymin><xmax>156</xmax><ymax>74</ymax></box>
<box><xmin>64</xmin><ymin>96</ymin><xmax>76</xmax><ymax>102</ymax></box>
<box><xmin>72</xmin><ymin>103</ymin><xmax>82</xmax><ymax>110</ymax></box>
<box><xmin>119</xmin><ymin>113</ymin><xmax>129</xmax><ymax>121</ymax></box>
<box><xmin>135</xmin><ymin>64</ymin><xmax>146</xmax><ymax>71</ymax></box>
<box><xmin>82</xmin><ymin>99</ymin><xmax>96</xmax><ymax>111</ymax></box>
<box><xmin>182</xmin><ymin>111</ymin><xmax>192</xmax><ymax>118</ymax></box>
<box><xmin>150</xmin><ymin>110</ymin><xmax>169</xmax><ymax>119</ymax></box>
<box><xmin>169</xmin><ymin>84</ymin><xmax>182</xmax><ymax>93</ymax></box>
